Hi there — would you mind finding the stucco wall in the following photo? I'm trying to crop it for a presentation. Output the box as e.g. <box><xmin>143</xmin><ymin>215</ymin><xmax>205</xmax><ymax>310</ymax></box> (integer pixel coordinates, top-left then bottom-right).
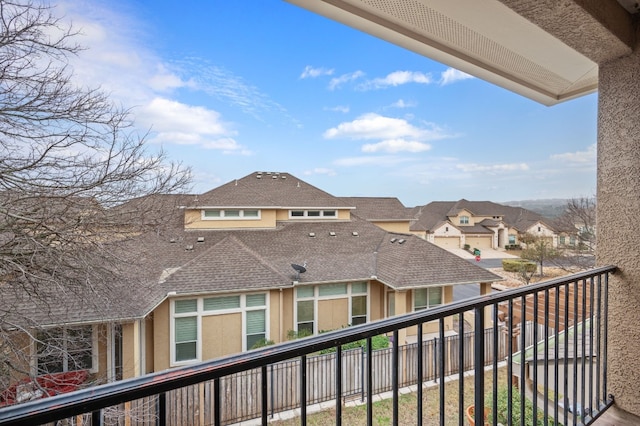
<box><xmin>372</xmin><ymin>220</ymin><xmax>411</xmax><ymax>233</ymax></box>
<box><xmin>597</xmin><ymin>45</ymin><xmax>640</xmax><ymax>414</ymax></box>
<box><xmin>152</xmin><ymin>300</ymin><xmax>170</xmax><ymax>372</ymax></box>
<box><xmin>202</xmin><ymin>313</ymin><xmax>242</xmax><ymax>359</ymax></box>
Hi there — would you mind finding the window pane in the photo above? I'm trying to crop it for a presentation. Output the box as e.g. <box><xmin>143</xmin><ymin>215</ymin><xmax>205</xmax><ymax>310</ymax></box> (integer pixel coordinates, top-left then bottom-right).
<box><xmin>247</xmin><ymin>333</ymin><xmax>266</xmax><ymax>350</ymax></box>
<box><xmin>176</xmin><ymin>342</ymin><xmax>197</xmax><ymax>361</ymax></box>
<box><xmin>352</xmin><ymin>282</ymin><xmax>367</xmax><ymax>294</ymax></box>
<box><xmin>203</xmin><ymin>209</ymin><xmax>220</xmax><ymax>218</ymax></box>
<box><xmin>291</xmin><ymin>210</ymin><xmax>304</xmax><ymax>217</ymax></box>
<box><xmin>428</xmin><ymin>288</ymin><xmax>442</xmax><ymax>306</ymax></box>
<box><xmin>319</xmin><ymin>283</ymin><xmax>347</xmax><ymax>296</ymax></box>
<box><xmin>296</xmin><ymin>286</ymin><xmax>314</xmax><ymax>298</ymax></box>
<box><xmin>352</xmin><ymin>295</ymin><xmax>367</xmax><ymax>317</ymax></box>
<box><xmin>175</xmin><ymin>299</ymin><xmax>197</xmax><ymax>314</ymax></box>
<box><xmin>246</xmin><ymin>293</ymin><xmax>266</xmax><ymax>307</ymax></box>
<box><xmin>246</xmin><ymin>310</ymin><xmax>266</xmax><ymax>334</ymax></box>
<box><xmin>298</xmin><ymin>322</ymin><xmax>314</xmax><ymax>335</ymax></box>
<box><xmin>175</xmin><ymin>317</ymin><xmax>197</xmax><ymax>342</ymax></box>
<box><xmin>307</xmin><ymin>210</ymin><xmax>321</xmax><ymax>217</ymax></box>
<box><xmin>244</xmin><ymin>209</ymin><xmax>259</xmax><ymax>217</ymax></box>
<box><xmin>203</xmin><ymin>296</ymin><xmax>240</xmax><ymax>311</ymax></box>
<box><xmin>322</xmin><ymin>210</ymin><xmax>336</xmax><ymax>217</ymax></box>
<box><xmin>414</xmin><ymin>289</ymin><xmax>427</xmax><ymax>309</ymax></box>
<box><xmin>297</xmin><ymin>300</ymin><xmax>314</xmax><ymax>322</ymax></box>
<box><xmin>224</xmin><ymin>210</ymin><xmax>240</xmax><ymax>217</ymax></box>
<box><xmin>351</xmin><ymin>316</ymin><xmax>366</xmax><ymax>326</ymax></box>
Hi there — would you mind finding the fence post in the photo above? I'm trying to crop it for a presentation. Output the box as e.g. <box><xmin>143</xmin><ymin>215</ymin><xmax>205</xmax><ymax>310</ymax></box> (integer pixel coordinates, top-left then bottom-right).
<box><xmin>360</xmin><ymin>346</ymin><xmax>365</xmax><ymax>402</ymax></box>
<box><xmin>474</xmin><ymin>306</ymin><xmax>485</xmax><ymax>426</ymax></box>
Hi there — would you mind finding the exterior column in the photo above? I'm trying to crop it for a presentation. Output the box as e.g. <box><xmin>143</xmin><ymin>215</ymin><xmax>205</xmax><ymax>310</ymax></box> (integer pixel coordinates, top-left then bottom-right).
<box><xmin>480</xmin><ymin>282</ymin><xmax>493</xmax><ymax>326</ymax></box>
<box><xmin>394</xmin><ymin>291</ymin><xmax>408</xmax><ymax>345</ymax></box>
<box><xmin>597</xmin><ymin>44</ymin><xmax>640</xmax><ymax>415</ymax></box>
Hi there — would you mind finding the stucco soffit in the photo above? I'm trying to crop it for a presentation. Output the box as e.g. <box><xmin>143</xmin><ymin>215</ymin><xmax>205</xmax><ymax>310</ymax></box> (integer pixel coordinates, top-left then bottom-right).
<box><xmin>285</xmin><ymin>0</ymin><xmax>627</xmax><ymax>105</ymax></box>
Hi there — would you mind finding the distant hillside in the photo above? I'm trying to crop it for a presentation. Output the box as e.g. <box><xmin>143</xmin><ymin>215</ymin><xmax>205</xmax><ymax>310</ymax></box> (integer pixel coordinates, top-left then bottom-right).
<box><xmin>503</xmin><ymin>199</ymin><xmax>568</xmax><ymax>218</ymax></box>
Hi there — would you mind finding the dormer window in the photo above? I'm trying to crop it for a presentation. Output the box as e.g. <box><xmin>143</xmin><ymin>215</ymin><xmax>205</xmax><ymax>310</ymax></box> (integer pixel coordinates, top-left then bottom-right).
<box><xmin>202</xmin><ymin>209</ymin><xmax>261</xmax><ymax>220</ymax></box>
<box><xmin>289</xmin><ymin>210</ymin><xmax>337</xmax><ymax>219</ymax></box>
<box><xmin>460</xmin><ymin>215</ymin><xmax>470</xmax><ymax>225</ymax></box>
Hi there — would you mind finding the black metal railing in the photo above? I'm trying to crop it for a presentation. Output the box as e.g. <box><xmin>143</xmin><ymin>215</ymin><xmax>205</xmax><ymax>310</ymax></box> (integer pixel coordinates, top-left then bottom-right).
<box><xmin>0</xmin><ymin>266</ymin><xmax>615</xmax><ymax>426</ymax></box>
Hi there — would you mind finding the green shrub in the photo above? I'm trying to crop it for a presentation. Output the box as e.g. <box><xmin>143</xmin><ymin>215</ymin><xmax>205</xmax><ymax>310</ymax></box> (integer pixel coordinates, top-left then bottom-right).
<box><xmin>250</xmin><ymin>338</ymin><xmax>275</xmax><ymax>349</ymax></box>
<box><xmin>488</xmin><ymin>387</ymin><xmax>559</xmax><ymax>426</ymax></box>
<box><xmin>464</xmin><ymin>244</ymin><xmax>470</xmax><ymax>250</ymax></box>
<box><xmin>319</xmin><ymin>333</ymin><xmax>389</xmax><ymax>354</ymax></box>
<box><xmin>502</xmin><ymin>258</ymin><xmax>536</xmax><ymax>273</ymax></box>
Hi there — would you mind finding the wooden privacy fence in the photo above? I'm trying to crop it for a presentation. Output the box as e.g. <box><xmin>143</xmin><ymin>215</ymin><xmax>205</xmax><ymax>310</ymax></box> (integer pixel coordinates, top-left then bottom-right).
<box><xmin>97</xmin><ymin>322</ymin><xmax>546</xmax><ymax>425</ymax></box>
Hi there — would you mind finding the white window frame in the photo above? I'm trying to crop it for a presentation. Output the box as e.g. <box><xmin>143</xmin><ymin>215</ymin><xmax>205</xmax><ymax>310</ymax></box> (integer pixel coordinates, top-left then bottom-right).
<box><xmin>170</xmin><ymin>293</ymin><xmax>269</xmax><ymax>366</ymax></box>
<box><xmin>289</xmin><ymin>209</ymin><xmax>338</xmax><ymax>219</ymax></box>
<box><xmin>34</xmin><ymin>325</ymin><xmax>98</xmax><ymax>375</ymax></box>
<box><xmin>294</xmin><ymin>282</ymin><xmax>368</xmax><ymax>335</ymax></box>
<box><xmin>460</xmin><ymin>216</ymin><xmax>470</xmax><ymax>225</ymax></box>
<box><xmin>413</xmin><ymin>286</ymin><xmax>444</xmax><ymax>311</ymax></box>
<box><xmin>201</xmin><ymin>209</ymin><xmax>261</xmax><ymax>220</ymax></box>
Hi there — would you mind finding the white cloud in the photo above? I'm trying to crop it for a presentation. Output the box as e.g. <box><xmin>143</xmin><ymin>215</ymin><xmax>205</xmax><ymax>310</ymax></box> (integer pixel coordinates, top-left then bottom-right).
<box><xmin>456</xmin><ymin>163</ymin><xmax>530</xmax><ymax>173</ymax></box>
<box><xmin>362</xmin><ymin>139</ymin><xmax>431</xmax><ymax>153</ymax></box>
<box><xmin>303</xmin><ymin>168</ymin><xmax>337</xmax><ymax>176</ymax></box>
<box><xmin>333</xmin><ymin>156</ymin><xmax>415</xmax><ymax>167</ymax></box>
<box><xmin>139</xmin><ymin>98</ymin><xmax>248</xmax><ymax>153</ymax></box>
<box><xmin>325</xmin><ymin>105</ymin><xmax>350</xmax><ymax>113</ymax></box>
<box><xmin>550</xmin><ymin>144</ymin><xmax>596</xmax><ymax>163</ymax></box>
<box><xmin>328</xmin><ymin>71</ymin><xmax>365</xmax><ymax>90</ymax></box>
<box><xmin>388</xmin><ymin>99</ymin><xmax>416</xmax><ymax>109</ymax></box>
<box><xmin>300</xmin><ymin>65</ymin><xmax>334</xmax><ymax>79</ymax></box>
<box><xmin>440</xmin><ymin>68</ymin><xmax>475</xmax><ymax>85</ymax></box>
<box><xmin>359</xmin><ymin>71</ymin><xmax>432</xmax><ymax>90</ymax></box>
<box><xmin>324</xmin><ymin>113</ymin><xmax>452</xmax><ymax>144</ymax></box>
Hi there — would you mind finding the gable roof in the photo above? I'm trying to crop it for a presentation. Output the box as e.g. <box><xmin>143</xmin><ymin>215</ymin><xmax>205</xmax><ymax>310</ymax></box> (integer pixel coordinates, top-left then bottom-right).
<box><xmin>191</xmin><ymin>172</ymin><xmax>352</xmax><ymax>209</ymax></box>
<box><xmin>339</xmin><ymin>197</ymin><xmax>414</xmax><ymax>221</ymax></box>
<box><xmin>410</xmin><ymin>200</ymin><xmax>559</xmax><ymax>234</ymax></box>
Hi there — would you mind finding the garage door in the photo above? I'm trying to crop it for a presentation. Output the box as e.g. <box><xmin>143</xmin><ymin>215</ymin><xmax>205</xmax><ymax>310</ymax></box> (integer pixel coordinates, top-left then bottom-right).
<box><xmin>434</xmin><ymin>236</ymin><xmax>461</xmax><ymax>248</ymax></box>
<box><xmin>465</xmin><ymin>236</ymin><xmax>492</xmax><ymax>249</ymax></box>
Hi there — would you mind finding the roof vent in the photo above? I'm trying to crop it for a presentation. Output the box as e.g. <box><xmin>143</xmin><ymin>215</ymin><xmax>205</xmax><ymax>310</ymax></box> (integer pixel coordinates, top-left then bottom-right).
<box><xmin>169</xmin><ymin>238</ymin><xmax>177</xmax><ymax>243</ymax></box>
<box><xmin>197</xmin><ymin>236</ymin><xmax>205</xmax><ymax>243</ymax></box>
<box><xmin>390</xmin><ymin>238</ymin><xmax>397</xmax><ymax>243</ymax></box>
<box><xmin>398</xmin><ymin>239</ymin><xmax>406</xmax><ymax>244</ymax></box>
<box><xmin>256</xmin><ymin>174</ymin><xmax>262</xmax><ymax>179</ymax></box>
<box><xmin>266</xmin><ymin>172</ymin><xmax>272</xmax><ymax>175</ymax></box>
<box><xmin>281</xmin><ymin>175</ymin><xmax>287</xmax><ymax>179</ymax></box>
<box><xmin>272</xmin><ymin>175</ymin><xmax>278</xmax><ymax>179</ymax></box>
<box><xmin>329</xmin><ymin>231</ymin><xmax>336</xmax><ymax>237</ymax></box>
<box><xmin>185</xmin><ymin>245</ymin><xmax>194</xmax><ymax>251</ymax></box>
<box><xmin>309</xmin><ymin>232</ymin><xmax>316</xmax><ymax>238</ymax></box>
<box><xmin>352</xmin><ymin>231</ymin><xmax>359</xmax><ymax>237</ymax></box>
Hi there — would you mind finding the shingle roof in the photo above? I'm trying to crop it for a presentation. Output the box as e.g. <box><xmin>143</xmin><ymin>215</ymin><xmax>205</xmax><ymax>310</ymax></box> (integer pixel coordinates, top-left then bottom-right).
<box><xmin>192</xmin><ymin>172</ymin><xmax>351</xmax><ymax>209</ymax></box>
<box><xmin>410</xmin><ymin>200</ymin><xmax>558</xmax><ymax>233</ymax></box>
<box><xmin>339</xmin><ymin>197</ymin><xmax>414</xmax><ymax>221</ymax></box>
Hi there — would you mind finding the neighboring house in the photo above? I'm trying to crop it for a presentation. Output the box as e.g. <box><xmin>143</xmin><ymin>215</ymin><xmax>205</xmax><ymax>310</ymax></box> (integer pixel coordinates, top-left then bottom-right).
<box><xmin>338</xmin><ymin>196</ymin><xmax>415</xmax><ymax>233</ymax></box>
<box><xmin>2</xmin><ymin>172</ymin><xmax>501</xmax><ymax>389</ymax></box>
<box><xmin>410</xmin><ymin>199</ymin><xmax>562</xmax><ymax>251</ymax></box>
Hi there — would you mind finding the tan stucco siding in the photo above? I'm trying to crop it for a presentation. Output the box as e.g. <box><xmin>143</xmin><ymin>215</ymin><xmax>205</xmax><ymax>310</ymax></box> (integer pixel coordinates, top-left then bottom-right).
<box><xmin>433</xmin><ymin>224</ymin><xmax>462</xmax><ymax>236</ymax></box>
<box><xmin>152</xmin><ymin>300</ymin><xmax>170</xmax><ymax>372</ymax></box>
<box><xmin>202</xmin><ymin>313</ymin><xmax>242</xmax><ymax>360</ymax></box>
<box><xmin>369</xmin><ymin>281</ymin><xmax>385</xmax><ymax>322</ymax></box>
<box><xmin>282</xmin><ymin>288</ymin><xmax>294</xmax><ymax>342</ymax></box>
<box><xmin>144</xmin><ymin>318</ymin><xmax>154</xmax><ymax>374</ymax></box>
<box><xmin>318</xmin><ymin>299</ymin><xmax>349</xmax><ymax>331</ymax></box>
<box><xmin>184</xmin><ymin>209</ymin><xmax>277</xmax><ymax>230</ymax></box>
<box><xmin>121</xmin><ymin>322</ymin><xmax>138</xmax><ymax>379</ymax></box>
<box><xmin>371</xmin><ymin>221</ymin><xmax>411</xmax><ymax>233</ymax></box>
<box><xmin>337</xmin><ymin>209</ymin><xmax>350</xmax><ymax>220</ymax></box>
<box><xmin>269</xmin><ymin>289</ymin><xmax>281</xmax><ymax>343</ymax></box>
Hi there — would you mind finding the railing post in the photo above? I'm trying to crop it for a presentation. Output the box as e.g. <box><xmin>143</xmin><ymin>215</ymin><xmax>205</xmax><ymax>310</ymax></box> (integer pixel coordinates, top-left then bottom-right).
<box><xmin>91</xmin><ymin>410</ymin><xmax>102</xmax><ymax>426</ymax></box>
<box><xmin>156</xmin><ymin>392</ymin><xmax>166</xmax><ymax>426</ymax></box>
<box><xmin>474</xmin><ymin>305</ymin><xmax>485</xmax><ymax>426</ymax></box>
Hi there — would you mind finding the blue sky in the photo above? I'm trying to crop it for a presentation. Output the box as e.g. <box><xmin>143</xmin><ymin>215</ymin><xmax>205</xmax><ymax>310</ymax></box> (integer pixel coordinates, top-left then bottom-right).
<box><xmin>59</xmin><ymin>0</ymin><xmax>597</xmax><ymax>207</ymax></box>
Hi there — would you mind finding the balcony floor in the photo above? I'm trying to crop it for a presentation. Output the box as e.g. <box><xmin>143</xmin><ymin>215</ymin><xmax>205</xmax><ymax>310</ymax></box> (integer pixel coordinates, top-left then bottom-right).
<box><xmin>593</xmin><ymin>406</ymin><xmax>640</xmax><ymax>425</ymax></box>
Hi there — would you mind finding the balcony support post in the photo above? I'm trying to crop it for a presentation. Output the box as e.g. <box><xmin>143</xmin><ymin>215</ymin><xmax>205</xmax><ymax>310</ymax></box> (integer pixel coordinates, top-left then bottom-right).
<box><xmin>473</xmin><ymin>305</ymin><xmax>485</xmax><ymax>426</ymax></box>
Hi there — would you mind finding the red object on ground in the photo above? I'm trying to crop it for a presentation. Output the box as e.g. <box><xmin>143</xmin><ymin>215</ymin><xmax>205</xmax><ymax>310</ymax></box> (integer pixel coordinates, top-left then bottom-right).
<box><xmin>0</xmin><ymin>370</ymin><xmax>89</xmax><ymax>407</ymax></box>
<box><xmin>475</xmin><ymin>255</ymin><xmax>481</xmax><ymax>262</ymax></box>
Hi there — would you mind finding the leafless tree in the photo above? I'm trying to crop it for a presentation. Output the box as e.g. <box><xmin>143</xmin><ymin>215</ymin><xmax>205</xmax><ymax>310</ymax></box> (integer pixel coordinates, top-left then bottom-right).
<box><xmin>551</xmin><ymin>197</ymin><xmax>596</xmax><ymax>270</ymax></box>
<box><xmin>0</xmin><ymin>1</ymin><xmax>191</xmax><ymax>396</ymax></box>
<box><xmin>520</xmin><ymin>233</ymin><xmax>560</xmax><ymax>277</ymax></box>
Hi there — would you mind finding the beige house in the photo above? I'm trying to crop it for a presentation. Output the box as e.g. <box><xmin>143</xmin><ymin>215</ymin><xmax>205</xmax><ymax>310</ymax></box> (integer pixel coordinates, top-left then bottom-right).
<box><xmin>2</xmin><ymin>172</ymin><xmax>500</xmax><ymax>388</ymax></box>
<box><xmin>410</xmin><ymin>199</ymin><xmax>561</xmax><ymax>251</ymax></box>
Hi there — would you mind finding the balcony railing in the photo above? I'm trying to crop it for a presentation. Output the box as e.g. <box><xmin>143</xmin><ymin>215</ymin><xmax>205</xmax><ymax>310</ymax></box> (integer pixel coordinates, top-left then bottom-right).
<box><xmin>0</xmin><ymin>265</ymin><xmax>615</xmax><ymax>426</ymax></box>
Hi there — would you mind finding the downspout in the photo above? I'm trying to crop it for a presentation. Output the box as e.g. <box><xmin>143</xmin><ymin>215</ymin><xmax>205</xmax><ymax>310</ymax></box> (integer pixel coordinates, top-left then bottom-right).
<box><xmin>279</xmin><ymin>288</ymin><xmax>284</xmax><ymax>343</ymax></box>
